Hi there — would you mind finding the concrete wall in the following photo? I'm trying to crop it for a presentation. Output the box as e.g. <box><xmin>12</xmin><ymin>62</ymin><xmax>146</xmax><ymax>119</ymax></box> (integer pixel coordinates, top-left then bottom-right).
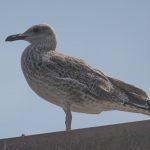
<box><xmin>0</xmin><ymin>120</ymin><xmax>150</xmax><ymax>150</ymax></box>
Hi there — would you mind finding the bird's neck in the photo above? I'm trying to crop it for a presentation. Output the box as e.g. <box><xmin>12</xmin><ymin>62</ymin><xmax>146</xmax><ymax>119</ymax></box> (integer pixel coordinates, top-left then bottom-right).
<box><xmin>30</xmin><ymin>38</ymin><xmax>57</xmax><ymax>52</ymax></box>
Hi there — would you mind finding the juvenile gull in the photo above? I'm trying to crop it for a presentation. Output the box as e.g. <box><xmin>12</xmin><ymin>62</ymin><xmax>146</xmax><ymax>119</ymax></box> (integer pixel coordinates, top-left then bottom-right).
<box><xmin>6</xmin><ymin>24</ymin><xmax>150</xmax><ymax>131</ymax></box>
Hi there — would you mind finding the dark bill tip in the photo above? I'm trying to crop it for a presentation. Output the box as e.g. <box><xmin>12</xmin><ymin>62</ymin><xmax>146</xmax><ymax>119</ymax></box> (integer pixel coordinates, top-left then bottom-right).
<box><xmin>5</xmin><ymin>34</ymin><xmax>27</xmax><ymax>42</ymax></box>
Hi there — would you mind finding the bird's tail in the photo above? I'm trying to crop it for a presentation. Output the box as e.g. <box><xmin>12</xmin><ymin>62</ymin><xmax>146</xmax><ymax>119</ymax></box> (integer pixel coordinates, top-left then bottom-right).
<box><xmin>108</xmin><ymin>77</ymin><xmax>150</xmax><ymax>115</ymax></box>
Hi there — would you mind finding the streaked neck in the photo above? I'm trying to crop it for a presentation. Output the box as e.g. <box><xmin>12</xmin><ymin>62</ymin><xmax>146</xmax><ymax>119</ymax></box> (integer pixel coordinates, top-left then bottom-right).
<box><xmin>30</xmin><ymin>38</ymin><xmax>57</xmax><ymax>52</ymax></box>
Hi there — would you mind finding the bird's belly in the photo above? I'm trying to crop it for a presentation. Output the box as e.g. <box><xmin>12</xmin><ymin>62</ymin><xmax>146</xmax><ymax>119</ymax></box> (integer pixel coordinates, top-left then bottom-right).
<box><xmin>26</xmin><ymin>78</ymin><xmax>114</xmax><ymax>113</ymax></box>
<box><xmin>26</xmin><ymin>78</ymin><xmax>66</xmax><ymax>107</ymax></box>
<box><xmin>23</xmin><ymin>69</ymin><xmax>117</xmax><ymax>114</ymax></box>
<box><xmin>71</xmin><ymin>101</ymin><xmax>114</xmax><ymax>114</ymax></box>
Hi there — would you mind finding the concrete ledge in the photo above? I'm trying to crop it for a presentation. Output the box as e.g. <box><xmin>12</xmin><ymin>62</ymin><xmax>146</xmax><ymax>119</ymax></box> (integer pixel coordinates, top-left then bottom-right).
<box><xmin>0</xmin><ymin>120</ymin><xmax>150</xmax><ymax>150</ymax></box>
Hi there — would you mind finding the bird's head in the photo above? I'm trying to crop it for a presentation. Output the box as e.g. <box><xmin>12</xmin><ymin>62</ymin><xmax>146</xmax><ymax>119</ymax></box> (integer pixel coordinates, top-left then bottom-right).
<box><xmin>5</xmin><ymin>24</ymin><xmax>57</xmax><ymax>50</ymax></box>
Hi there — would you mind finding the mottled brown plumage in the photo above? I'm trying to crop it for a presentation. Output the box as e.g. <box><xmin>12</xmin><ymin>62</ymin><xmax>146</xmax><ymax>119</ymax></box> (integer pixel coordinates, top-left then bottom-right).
<box><xmin>6</xmin><ymin>24</ymin><xmax>150</xmax><ymax>130</ymax></box>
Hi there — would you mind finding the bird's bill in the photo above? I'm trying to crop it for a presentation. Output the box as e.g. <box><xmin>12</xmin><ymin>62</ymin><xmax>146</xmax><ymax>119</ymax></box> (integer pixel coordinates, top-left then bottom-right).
<box><xmin>5</xmin><ymin>33</ymin><xmax>28</xmax><ymax>42</ymax></box>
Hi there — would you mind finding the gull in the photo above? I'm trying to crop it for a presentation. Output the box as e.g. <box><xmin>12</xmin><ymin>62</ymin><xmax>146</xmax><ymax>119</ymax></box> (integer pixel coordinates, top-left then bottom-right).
<box><xmin>5</xmin><ymin>24</ymin><xmax>150</xmax><ymax>131</ymax></box>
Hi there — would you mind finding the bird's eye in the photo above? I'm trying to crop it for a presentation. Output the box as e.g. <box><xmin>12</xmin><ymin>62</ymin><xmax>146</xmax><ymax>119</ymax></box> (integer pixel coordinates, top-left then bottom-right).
<box><xmin>33</xmin><ymin>28</ymin><xmax>40</xmax><ymax>33</ymax></box>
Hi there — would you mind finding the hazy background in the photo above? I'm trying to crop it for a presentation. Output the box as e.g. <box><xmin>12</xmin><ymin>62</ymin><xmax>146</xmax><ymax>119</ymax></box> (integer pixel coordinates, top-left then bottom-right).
<box><xmin>0</xmin><ymin>0</ymin><xmax>150</xmax><ymax>139</ymax></box>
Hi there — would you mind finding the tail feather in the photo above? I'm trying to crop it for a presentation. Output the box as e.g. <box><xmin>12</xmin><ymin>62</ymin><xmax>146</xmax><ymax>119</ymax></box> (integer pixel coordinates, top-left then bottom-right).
<box><xmin>108</xmin><ymin>77</ymin><xmax>149</xmax><ymax>99</ymax></box>
<box><xmin>108</xmin><ymin>77</ymin><xmax>150</xmax><ymax>115</ymax></box>
<box><xmin>125</xmin><ymin>92</ymin><xmax>150</xmax><ymax>109</ymax></box>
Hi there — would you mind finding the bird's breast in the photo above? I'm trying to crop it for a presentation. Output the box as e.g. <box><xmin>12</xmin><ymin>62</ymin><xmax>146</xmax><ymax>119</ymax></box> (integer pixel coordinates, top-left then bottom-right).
<box><xmin>21</xmin><ymin>48</ymin><xmax>64</xmax><ymax>105</ymax></box>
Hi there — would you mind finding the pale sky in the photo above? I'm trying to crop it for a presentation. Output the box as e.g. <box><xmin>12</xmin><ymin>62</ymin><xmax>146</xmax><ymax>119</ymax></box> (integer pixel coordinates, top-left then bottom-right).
<box><xmin>0</xmin><ymin>0</ymin><xmax>150</xmax><ymax>139</ymax></box>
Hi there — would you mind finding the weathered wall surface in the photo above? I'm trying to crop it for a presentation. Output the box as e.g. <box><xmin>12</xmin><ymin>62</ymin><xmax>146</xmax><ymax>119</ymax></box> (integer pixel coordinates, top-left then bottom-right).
<box><xmin>0</xmin><ymin>120</ymin><xmax>150</xmax><ymax>150</ymax></box>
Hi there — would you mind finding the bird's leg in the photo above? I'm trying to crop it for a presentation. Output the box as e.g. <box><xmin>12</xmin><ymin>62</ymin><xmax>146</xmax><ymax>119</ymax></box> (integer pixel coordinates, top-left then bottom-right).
<box><xmin>63</xmin><ymin>102</ymin><xmax>72</xmax><ymax>131</ymax></box>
